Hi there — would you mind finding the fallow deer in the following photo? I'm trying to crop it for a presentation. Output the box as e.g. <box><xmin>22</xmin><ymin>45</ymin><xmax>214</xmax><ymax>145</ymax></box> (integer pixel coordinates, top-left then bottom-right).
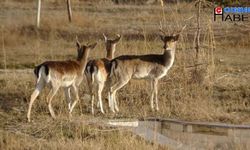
<box><xmin>85</xmin><ymin>34</ymin><xmax>121</xmax><ymax>114</ymax></box>
<box><xmin>109</xmin><ymin>27</ymin><xmax>185</xmax><ymax>112</ymax></box>
<box><xmin>27</xmin><ymin>38</ymin><xmax>97</xmax><ymax>122</ymax></box>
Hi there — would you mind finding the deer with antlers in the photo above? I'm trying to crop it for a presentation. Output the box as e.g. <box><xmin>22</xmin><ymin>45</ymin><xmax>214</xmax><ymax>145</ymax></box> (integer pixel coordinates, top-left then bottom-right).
<box><xmin>108</xmin><ymin>27</ymin><xmax>185</xmax><ymax>112</ymax></box>
<box><xmin>27</xmin><ymin>38</ymin><xmax>97</xmax><ymax>122</ymax></box>
<box><xmin>85</xmin><ymin>34</ymin><xmax>121</xmax><ymax>114</ymax></box>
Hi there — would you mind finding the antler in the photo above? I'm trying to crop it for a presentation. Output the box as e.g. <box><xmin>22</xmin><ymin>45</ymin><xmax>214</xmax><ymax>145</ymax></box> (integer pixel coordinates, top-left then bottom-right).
<box><xmin>103</xmin><ymin>33</ymin><xmax>107</xmax><ymax>42</ymax></box>
<box><xmin>173</xmin><ymin>25</ymin><xmax>187</xmax><ymax>36</ymax></box>
<box><xmin>159</xmin><ymin>21</ymin><xmax>167</xmax><ymax>35</ymax></box>
<box><xmin>116</xmin><ymin>34</ymin><xmax>121</xmax><ymax>38</ymax></box>
<box><xmin>76</xmin><ymin>36</ymin><xmax>79</xmax><ymax>42</ymax></box>
<box><xmin>159</xmin><ymin>28</ymin><xmax>167</xmax><ymax>35</ymax></box>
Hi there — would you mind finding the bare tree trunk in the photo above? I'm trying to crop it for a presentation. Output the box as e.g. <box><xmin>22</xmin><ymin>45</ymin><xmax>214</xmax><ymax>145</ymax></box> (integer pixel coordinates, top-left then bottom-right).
<box><xmin>67</xmin><ymin>0</ymin><xmax>72</xmax><ymax>22</ymax></box>
<box><xmin>36</xmin><ymin>0</ymin><xmax>41</xmax><ymax>28</ymax></box>
<box><xmin>195</xmin><ymin>0</ymin><xmax>201</xmax><ymax>61</ymax></box>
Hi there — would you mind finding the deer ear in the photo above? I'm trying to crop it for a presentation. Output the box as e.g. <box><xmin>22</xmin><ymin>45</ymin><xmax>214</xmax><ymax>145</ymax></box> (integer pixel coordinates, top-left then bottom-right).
<box><xmin>76</xmin><ymin>36</ymin><xmax>81</xmax><ymax>49</ymax></box>
<box><xmin>113</xmin><ymin>34</ymin><xmax>121</xmax><ymax>43</ymax></box>
<box><xmin>76</xmin><ymin>41</ymin><xmax>81</xmax><ymax>49</ymax></box>
<box><xmin>174</xmin><ymin>34</ymin><xmax>180</xmax><ymax>41</ymax></box>
<box><xmin>89</xmin><ymin>42</ymin><xmax>97</xmax><ymax>49</ymax></box>
<box><xmin>103</xmin><ymin>33</ymin><xmax>107</xmax><ymax>42</ymax></box>
<box><xmin>160</xmin><ymin>35</ymin><xmax>165</xmax><ymax>42</ymax></box>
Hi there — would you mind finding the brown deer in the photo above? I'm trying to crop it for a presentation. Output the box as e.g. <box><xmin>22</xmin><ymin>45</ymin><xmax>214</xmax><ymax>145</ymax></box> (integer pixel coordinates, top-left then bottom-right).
<box><xmin>27</xmin><ymin>38</ymin><xmax>97</xmax><ymax>122</ymax></box>
<box><xmin>85</xmin><ymin>34</ymin><xmax>121</xmax><ymax>114</ymax></box>
<box><xmin>108</xmin><ymin>27</ymin><xmax>185</xmax><ymax>112</ymax></box>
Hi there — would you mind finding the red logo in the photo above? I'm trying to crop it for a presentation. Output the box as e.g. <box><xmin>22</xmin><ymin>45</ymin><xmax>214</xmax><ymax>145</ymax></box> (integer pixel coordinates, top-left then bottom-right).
<box><xmin>215</xmin><ymin>7</ymin><xmax>222</xmax><ymax>14</ymax></box>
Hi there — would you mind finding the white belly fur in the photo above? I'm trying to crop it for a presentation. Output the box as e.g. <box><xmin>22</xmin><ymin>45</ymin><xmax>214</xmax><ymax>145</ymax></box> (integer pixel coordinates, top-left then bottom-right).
<box><xmin>132</xmin><ymin>66</ymin><xmax>169</xmax><ymax>80</ymax></box>
<box><xmin>61</xmin><ymin>80</ymin><xmax>75</xmax><ymax>87</ymax></box>
<box><xmin>47</xmin><ymin>73</ymin><xmax>77</xmax><ymax>87</ymax></box>
<box><xmin>132</xmin><ymin>67</ymin><xmax>150</xmax><ymax>79</ymax></box>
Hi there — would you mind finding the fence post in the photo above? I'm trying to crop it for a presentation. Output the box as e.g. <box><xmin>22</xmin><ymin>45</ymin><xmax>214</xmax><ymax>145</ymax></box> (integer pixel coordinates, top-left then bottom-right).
<box><xmin>67</xmin><ymin>0</ymin><xmax>72</xmax><ymax>22</ymax></box>
<box><xmin>36</xmin><ymin>0</ymin><xmax>41</xmax><ymax>28</ymax></box>
<box><xmin>1</xmin><ymin>26</ymin><xmax>6</xmax><ymax>74</ymax></box>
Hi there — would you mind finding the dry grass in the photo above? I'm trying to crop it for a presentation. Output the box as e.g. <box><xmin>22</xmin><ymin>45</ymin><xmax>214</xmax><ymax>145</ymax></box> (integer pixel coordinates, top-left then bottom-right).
<box><xmin>0</xmin><ymin>73</ymin><xmax>166</xmax><ymax>150</ymax></box>
<box><xmin>0</xmin><ymin>0</ymin><xmax>250</xmax><ymax>149</ymax></box>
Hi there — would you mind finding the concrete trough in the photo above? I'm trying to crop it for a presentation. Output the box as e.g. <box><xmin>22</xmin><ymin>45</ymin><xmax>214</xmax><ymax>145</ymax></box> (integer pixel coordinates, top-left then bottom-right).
<box><xmin>106</xmin><ymin>118</ymin><xmax>250</xmax><ymax>149</ymax></box>
<box><xmin>144</xmin><ymin>118</ymin><xmax>250</xmax><ymax>137</ymax></box>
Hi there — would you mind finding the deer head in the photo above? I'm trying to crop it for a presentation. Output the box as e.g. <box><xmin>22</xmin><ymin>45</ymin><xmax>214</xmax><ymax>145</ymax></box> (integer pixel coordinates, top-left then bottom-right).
<box><xmin>76</xmin><ymin>37</ymin><xmax>97</xmax><ymax>61</ymax></box>
<box><xmin>159</xmin><ymin>25</ymin><xmax>186</xmax><ymax>50</ymax></box>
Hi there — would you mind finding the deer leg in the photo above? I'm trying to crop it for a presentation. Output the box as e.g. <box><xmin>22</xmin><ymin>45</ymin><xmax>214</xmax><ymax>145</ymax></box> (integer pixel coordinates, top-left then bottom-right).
<box><xmin>153</xmin><ymin>79</ymin><xmax>159</xmax><ymax>111</ymax></box>
<box><xmin>91</xmin><ymin>84</ymin><xmax>97</xmax><ymax>115</ymax></box>
<box><xmin>97</xmin><ymin>82</ymin><xmax>105</xmax><ymax>114</ymax></box>
<box><xmin>150</xmin><ymin>80</ymin><xmax>155</xmax><ymax>110</ymax></box>
<box><xmin>108</xmin><ymin>91</ymin><xmax>111</xmax><ymax>108</ymax></box>
<box><xmin>96</xmin><ymin>85</ymin><xmax>100</xmax><ymax>108</ymax></box>
<box><xmin>91</xmin><ymin>92</ymin><xmax>95</xmax><ymax>115</ymax></box>
<box><xmin>109</xmin><ymin>91</ymin><xmax>115</xmax><ymax>113</ymax></box>
<box><xmin>110</xmin><ymin>78</ymin><xmax>130</xmax><ymax>112</ymax></box>
<box><xmin>106</xmin><ymin>80</ymin><xmax>112</xmax><ymax>109</ymax></box>
<box><xmin>27</xmin><ymin>80</ymin><xmax>45</xmax><ymax>122</ymax></box>
<box><xmin>90</xmin><ymin>83</ymin><xmax>96</xmax><ymax>115</ymax></box>
<box><xmin>69</xmin><ymin>84</ymin><xmax>79</xmax><ymax>114</ymax></box>
<box><xmin>47</xmin><ymin>86</ymin><xmax>59</xmax><ymax>119</ymax></box>
<box><xmin>113</xmin><ymin>91</ymin><xmax>119</xmax><ymax>112</ymax></box>
<box><xmin>86</xmin><ymin>74</ymin><xmax>95</xmax><ymax>115</ymax></box>
<box><xmin>64</xmin><ymin>87</ymin><xmax>71</xmax><ymax>111</ymax></box>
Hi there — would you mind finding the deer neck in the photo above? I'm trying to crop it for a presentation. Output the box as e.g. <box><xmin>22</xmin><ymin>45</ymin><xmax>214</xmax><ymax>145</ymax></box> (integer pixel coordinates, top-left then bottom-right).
<box><xmin>78</xmin><ymin>51</ymin><xmax>89</xmax><ymax>73</ymax></box>
<box><xmin>106</xmin><ymin>45</ymin><xmax>115</xmax><ymax>60</ymax></box>
<box><xmin>163</xmin><ymin>48</ymin><xmax>175</xmax><ymax>67</ymax></box>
